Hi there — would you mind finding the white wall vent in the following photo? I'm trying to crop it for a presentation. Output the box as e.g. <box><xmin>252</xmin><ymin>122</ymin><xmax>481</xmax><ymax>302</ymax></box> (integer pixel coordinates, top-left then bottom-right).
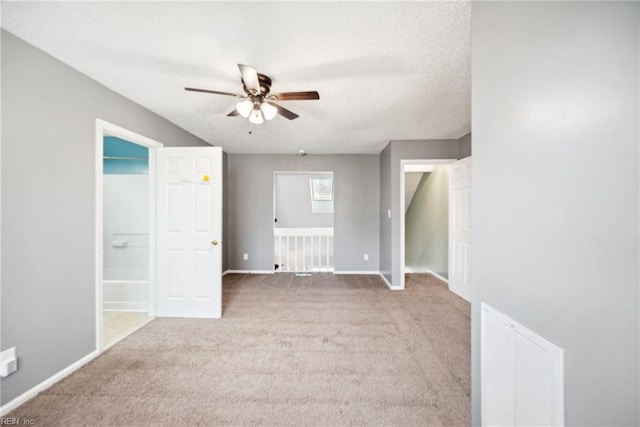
<box><xmin>481</xmin><ymin>303</ymin><xmax>564</xmax><ymax>426</ymax></box>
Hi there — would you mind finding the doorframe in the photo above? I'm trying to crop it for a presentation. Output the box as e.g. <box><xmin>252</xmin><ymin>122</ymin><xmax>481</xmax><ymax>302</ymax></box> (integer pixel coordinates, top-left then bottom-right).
<box><xmin>94</xmin><ymin>119</ymin><xmax>163</xmax><ymax>353</ymax></box>
<box><xmin>399</xmin><ymin>158</ymin><xmax>456</xmax><ymax>290</ymax></box>
<box><xmin>272</xmin><ymin>171</ymin><xmax>335</xmax><ymax>273</ymax></box>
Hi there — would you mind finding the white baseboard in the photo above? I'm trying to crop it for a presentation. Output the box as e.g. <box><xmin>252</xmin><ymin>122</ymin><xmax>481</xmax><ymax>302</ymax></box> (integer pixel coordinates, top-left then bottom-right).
<box><xmin>410</xmin><ymin>268</ymin><xmax>449</xmax><ymax>284</ymax></box>
<box><xmin>449</xmin><ymin>283</ymin><xmax>471</xmax><ymax>302</ymax></box>
<box><xmin>224</xmin><ymin>270</ymin><xmax>405</xmax><ymax>291</ymax></box>
<box><xmin>405</xmin><ymin>267</ymin><xmax>449</xmax><ymax>284</ymax></box>
<box><xmin>223</xmin><ymin>270</ymin><xmax>274</xmax><ymax>275</ymax></box>
<box><xmin>428</xmin><ymin>270</ymin><xmax>449</xmax><ymax>284</ymax></box>
<box><xmin>333</xmin><ymin>271</ymin><xmax>380</xmax><ymax>275</ymax></box>
<box><xmin>379</xmin><ymin>273</ymin><xmax>402</xmax><ymax>290</ymax></box>
<box><xmin>0</xmin><ymin>349</ymin><xmax>100</xmax><ymax>416</ymax></box>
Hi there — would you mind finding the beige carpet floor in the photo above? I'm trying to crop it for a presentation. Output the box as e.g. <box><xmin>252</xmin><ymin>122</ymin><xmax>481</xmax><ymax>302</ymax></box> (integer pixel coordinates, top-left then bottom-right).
<box><xmin>8</xmin><ymin>273</ymin><xmax>470</xmax><ymax>426</ymax></box>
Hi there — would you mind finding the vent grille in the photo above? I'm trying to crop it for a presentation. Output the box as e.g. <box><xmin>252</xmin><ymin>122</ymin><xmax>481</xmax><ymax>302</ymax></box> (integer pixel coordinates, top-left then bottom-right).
<box><xmin>481</xmin><ymin>303</ymin><xmax>564</xmax><ymax>426</ymax></box>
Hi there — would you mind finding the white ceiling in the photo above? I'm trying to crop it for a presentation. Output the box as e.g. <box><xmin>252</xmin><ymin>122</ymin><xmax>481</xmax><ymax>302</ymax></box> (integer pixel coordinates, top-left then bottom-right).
<box><xmin>1</xmin><ymin>1</ymin><xmax>471</xmax><ymax>154</ymax></box>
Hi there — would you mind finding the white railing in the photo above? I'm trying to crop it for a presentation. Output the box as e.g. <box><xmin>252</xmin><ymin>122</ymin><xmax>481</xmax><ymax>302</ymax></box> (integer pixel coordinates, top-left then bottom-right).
<box><xmin>274</xmin><ymin>227</ymin><xmax>334</xmax><ymax>272</ymax></box>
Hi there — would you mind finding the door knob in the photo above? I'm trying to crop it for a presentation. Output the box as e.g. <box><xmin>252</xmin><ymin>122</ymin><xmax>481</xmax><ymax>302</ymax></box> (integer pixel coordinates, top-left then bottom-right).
<box><xmin>211</xmin><ymin>240</ymin><xmax>219</xmax><ymax>246</ymax></box>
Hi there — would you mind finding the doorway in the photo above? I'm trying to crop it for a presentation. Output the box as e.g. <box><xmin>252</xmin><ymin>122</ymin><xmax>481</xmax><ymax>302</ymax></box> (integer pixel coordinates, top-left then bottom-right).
<box><xmin>273</xmin><ymin>171</ymin><xmax>335</xmax><ymax>272</ymax></box>
<box><xmin>96</xmin><ymin>120</ymin><xmax>224</xmax><ymax>351</ymax></box>
<box><xmin>404</xmin><ymin>163</ymin><xmax>451</xmax><ymax>282</ymax></box>
<box><xmin>400</xmin><ymin>159</ymin><xmax>456</xmax><ymax>290</ymax></box>
<box><xmin>95</xmin><ymin>119</ymin><xmax>163</xmax><ymax>351</ymax></box>
<box><xmin>102</xmin><ymin>136</ymin><xmax>152</xmax><ymax>348</ymax></box>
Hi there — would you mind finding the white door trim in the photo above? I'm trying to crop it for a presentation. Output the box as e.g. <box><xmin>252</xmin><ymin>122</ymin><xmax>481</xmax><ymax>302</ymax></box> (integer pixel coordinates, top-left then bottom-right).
<box><xmin>272</xmin><ymin>171</ymin><xmax>334</xmax><ymax>273</ymax></box>
<box><xmin>94</xmin><ymin>119</ymin><xmax>163</xmax><ymax>353</ymax></box>
<box><xmin>399</xmin><ymin>158</ymin><xmax>456</xmax><ymax>290</ymax></box>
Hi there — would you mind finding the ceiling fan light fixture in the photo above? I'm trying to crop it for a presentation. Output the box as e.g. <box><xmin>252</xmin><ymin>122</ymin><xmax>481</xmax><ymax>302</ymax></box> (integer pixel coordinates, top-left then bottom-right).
<box><xmin>236</xmin><ymin>99</ymin><xmax>253</xmax><ymax>118</ymax></box>
<box><xmin>249</xmin><ymin>108</ymin><xmax>264</xmax><ymax>125</ymax></box>
<box><xmin>186</xmin><ymin>64</ymin><xmax>319</xmax><ymax>124</ymax></box>
<box><xmin>260</xmin><ymin>102</ymin><xmax>278</xmax><ymax>121</ymax></box>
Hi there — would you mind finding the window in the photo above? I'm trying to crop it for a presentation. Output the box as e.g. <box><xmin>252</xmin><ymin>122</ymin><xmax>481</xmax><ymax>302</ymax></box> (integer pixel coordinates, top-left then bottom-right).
<box><xmin>310</xmin><ymin>178</ymin><xmax>334</xmax><ymax>214</ymax></box>
<box><xmin>310</xmin><ymin>178</ymin><xmax>333</xmax><ymax>201</ymax></box>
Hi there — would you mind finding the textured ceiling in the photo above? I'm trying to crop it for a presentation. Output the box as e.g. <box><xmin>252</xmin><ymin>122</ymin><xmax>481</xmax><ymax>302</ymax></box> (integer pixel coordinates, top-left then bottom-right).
<box><xmin>1</xmin><ymin>1</ymin><xmax>471</xmax><ymax>154</ymax></box>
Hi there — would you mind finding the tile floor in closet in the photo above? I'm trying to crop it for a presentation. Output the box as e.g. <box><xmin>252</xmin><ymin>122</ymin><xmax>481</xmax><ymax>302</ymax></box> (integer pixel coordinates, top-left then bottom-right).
<box><xmin>103</xmin><ymin>311</ymin><xmax>153</xmax><ymax>349</ymax></box>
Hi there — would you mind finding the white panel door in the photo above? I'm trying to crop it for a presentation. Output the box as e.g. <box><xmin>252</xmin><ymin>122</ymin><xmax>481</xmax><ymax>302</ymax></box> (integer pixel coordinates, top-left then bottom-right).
<box><xmin>156</xmin><ymin>147</ymin><xmax>222</xmax><ymax>318</ymax></box>
<box><xmin>449</xmin><ymin>156</ymin><xmax>472</xmax><ymax>301</ymax></box>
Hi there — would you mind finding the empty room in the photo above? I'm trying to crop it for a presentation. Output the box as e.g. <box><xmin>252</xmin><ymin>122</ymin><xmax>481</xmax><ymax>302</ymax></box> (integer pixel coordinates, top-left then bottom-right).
<box><xmin>2</xmin><ymin>1</ymin><xmax>639</xmax><ymax>426</ymax></box>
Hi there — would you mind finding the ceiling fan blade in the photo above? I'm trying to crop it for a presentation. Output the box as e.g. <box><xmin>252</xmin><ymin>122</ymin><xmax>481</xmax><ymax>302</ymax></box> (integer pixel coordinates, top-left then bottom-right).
<box><xmin>270</xmin><ymin>91</ymin><xmax>320</xmax><ymax>101</ymax></box>
<box><xmin>238</xmin><ymin>64</ymin><xmax>261</xmax><ymax>95</ymax></box>
<box><xmin>266</xmin><ymin>101</ymin><xmax>299</xmax><ymax>120</ymax></box>
<box><xmin>185</xmin><ymin>87</ymin><xmax>244</xmax><ymax>98</ymax></box>
<box><xmin>227</xmin><ymin>109</ymin><xmax>240</xmax><ymax>117</ymax></box>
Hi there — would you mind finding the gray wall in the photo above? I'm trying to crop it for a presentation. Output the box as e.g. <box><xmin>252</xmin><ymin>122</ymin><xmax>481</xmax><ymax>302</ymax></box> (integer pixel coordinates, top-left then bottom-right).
<box><xmin>458</xmin><ymin>132</ymin><xmax>471</xmax><ymax>159</ymax></box>
<box><xmin>222</xmin><ymin>152</ymin><xmax>228</xmax><ymax>272</ymax></box>
<box><xmin>226</xmin><ymin>154</ymin><xmax>379</xmax><ymax>272</ymax></box>
<box><xmin>1</xmin><ymin>31</ymin><xmax>209</xmax><ymax>405</ymax></box>
<box><xmin>275</xmin><ymin>173</ymin><xmax>334</xmax><ymax>228</ymax></box>
<box><xmin>403</xmin><ymin>172</ymin><xmax>423</xmax><ymax>213</ymax></box>
<box><xmin>405</xmin><ymin>166</ymin><xmax>449</xmax><ymax>278</ymax></box>
<box><xmin>472</xmin><ymin>2</ymin><xmax>639</xmax><ymax>425</ymax></box>
<box><xmin>379</xmin><ymin>145</ymin><xmax>392</xmax><ymax>281</ymax></box>
<box><xmin>379</xmin><ymin>139</ymin><xmax>460</xmax><ymax>286</ymax></box>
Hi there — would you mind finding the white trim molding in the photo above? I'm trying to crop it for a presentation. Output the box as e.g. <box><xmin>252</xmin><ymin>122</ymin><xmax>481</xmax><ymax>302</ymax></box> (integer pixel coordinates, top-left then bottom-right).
<box><xmin>0</xmin><ymin>350</ymin><xmax>100</xmax><ymax>416</ymax></box>
<box><xmin>379</xmin><ymin>273</ymin><xmax>402</xmax><ymax>290</ymax></box>
<box><xmin>399</xmin><ymin>158</ymin><xmax>457</xmax><ymax>291</ymax></box>
<box><xmin>95</xmin><ymin>118</ymin><xmax>163</xmax><ymax>354</ymax></box>
<box><xmin>273</xmin><ymin>227</ymin><xmax>334</xmax><ymax>237</ymax></box>
<box><xmin>333</xmin><ymin>271</ymin><xmax>380</xmax><ymax>275</ymax></box>
<box><xmin>223</xmin><ymin>270</ymin><xmax>402</xmax><ymax>291</ymax></box>
<box><xmin>404</xmin><ymin>268</ymin><xmax>449</xmax><ymax>284</ymax></box>
<box><xmin>223</xmin><ymin>270</ymin><xmax>275</xmax><ymax>275</ymax></box>
<box><xmin>429</xmin><ymin>271</ymin><xmax>449</xmax><ymax>284</ymax></box>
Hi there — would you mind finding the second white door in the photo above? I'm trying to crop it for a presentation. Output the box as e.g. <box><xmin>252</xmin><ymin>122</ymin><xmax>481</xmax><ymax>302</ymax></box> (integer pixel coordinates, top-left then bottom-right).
<box><xmin>156</xmin><ymin>147</ymin><xmax>222</xmax><ymax>318</ymax></box>
<box><xmin>449</xmin><ymin>156</ymin><xmax>472</xmax><ymax>302</ymax></box>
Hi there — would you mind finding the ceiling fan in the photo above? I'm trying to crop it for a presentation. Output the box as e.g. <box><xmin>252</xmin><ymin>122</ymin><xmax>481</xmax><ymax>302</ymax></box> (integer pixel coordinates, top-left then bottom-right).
<box><xmin>185</xmin><ymin>64</ymin><xmax>320</xmax><ymax>125</ymax></box>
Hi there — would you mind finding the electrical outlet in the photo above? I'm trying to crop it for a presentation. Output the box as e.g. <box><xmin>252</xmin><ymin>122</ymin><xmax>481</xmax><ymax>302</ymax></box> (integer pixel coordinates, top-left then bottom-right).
<box><xmin>243</xmin><ymin>253</ymin><xmax>249</xmax><ymax>261</ymax></box>
<box><xmin>364</xmin><ymin>254</ymin><xmax>369</xmax><ymax>261</ymax></box>
<box><xmin>388</xmin><ymin>209</ymin><xmax>391</xmax><ymax>219</ymax></box>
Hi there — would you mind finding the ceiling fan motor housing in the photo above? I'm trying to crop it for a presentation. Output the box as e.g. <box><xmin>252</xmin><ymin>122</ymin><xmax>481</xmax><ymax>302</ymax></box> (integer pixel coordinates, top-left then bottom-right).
<box><xmin>185</xmin><ymin>63</ymin><xmax>318</xmax><ymax>121</ymax></box>
<box><xmin>243</xmin><ymin>73</ymin><xmax>272</xmax><ymax>97</ymax></box>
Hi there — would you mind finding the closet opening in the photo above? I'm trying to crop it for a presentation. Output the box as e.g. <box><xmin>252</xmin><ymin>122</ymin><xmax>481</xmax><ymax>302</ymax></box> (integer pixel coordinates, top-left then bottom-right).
<box><xmin>95</xmin><ymin>119</ymin><xmax>163</xmax><ymax>352</ymax></box>
<box><xmin>102</xmin><ymin>135</ymin><xmax>153</xmax><ymax>348</ymax></box>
